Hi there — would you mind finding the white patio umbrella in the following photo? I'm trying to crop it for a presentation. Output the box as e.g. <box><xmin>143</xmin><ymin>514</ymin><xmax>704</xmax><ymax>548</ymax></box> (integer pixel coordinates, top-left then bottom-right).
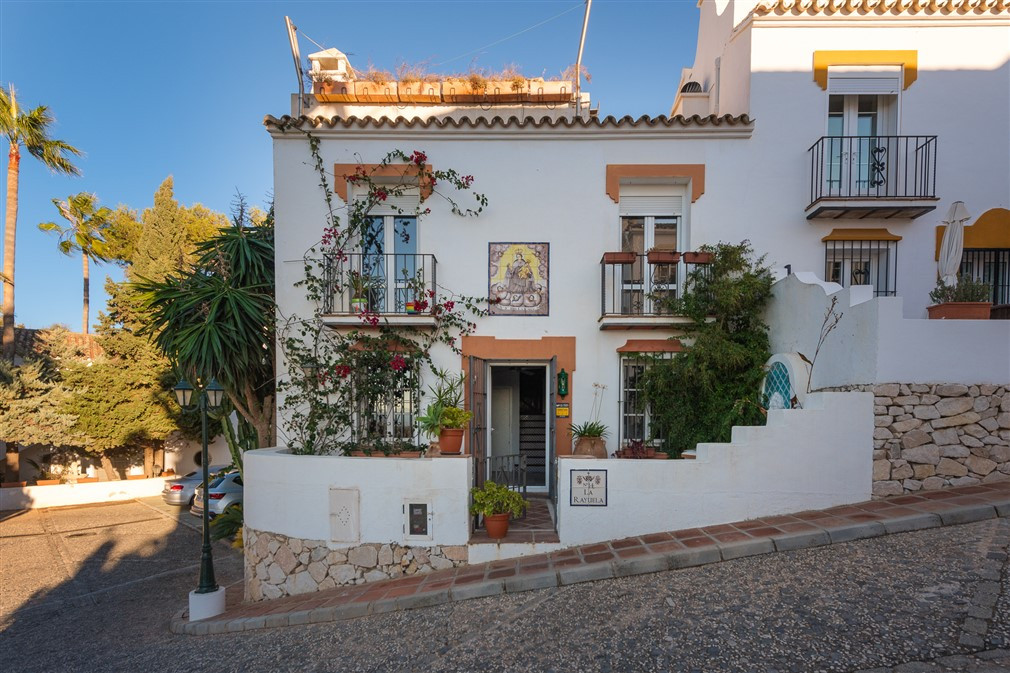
<box><xmin>937</xmin><ymin>201</ymin><xmax>972</xmax><ymax>287</ymax></box>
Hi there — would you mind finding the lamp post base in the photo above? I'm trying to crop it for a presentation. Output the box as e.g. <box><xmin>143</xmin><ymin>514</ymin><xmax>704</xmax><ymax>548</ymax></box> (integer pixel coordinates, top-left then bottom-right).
<box><xmin>188</xmin><ymin>586</ymin><xmax>227</xmax><ymax>621</ymax></box>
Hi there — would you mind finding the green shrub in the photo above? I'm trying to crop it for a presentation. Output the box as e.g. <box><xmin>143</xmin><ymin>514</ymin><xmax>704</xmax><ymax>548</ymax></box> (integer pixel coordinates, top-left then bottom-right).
<box><xmin>439</xmin><ymin>406</ymin><xmax>473</xmax><ymax>429</ymax></box>
<box><xmin>570</xmin><ymin>420</ymin><xmax>609</xmax><ymax>439</ymax></box>
<box><xmin>929</xmin><ymin>276</ymin><xmax>991</xmax><ymax>304</ymax></box>
<box><xmin>641</xmin><ymin>241</ymin><xmax>773</xmax><ymax>454</ymax></box>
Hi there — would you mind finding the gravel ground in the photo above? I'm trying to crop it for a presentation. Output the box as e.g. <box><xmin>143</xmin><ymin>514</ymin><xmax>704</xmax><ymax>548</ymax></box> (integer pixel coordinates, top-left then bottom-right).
<box><xmin>3</xmin><ymin>500</ymin><xmax>1010</xmax><ymax>672</ymax></box>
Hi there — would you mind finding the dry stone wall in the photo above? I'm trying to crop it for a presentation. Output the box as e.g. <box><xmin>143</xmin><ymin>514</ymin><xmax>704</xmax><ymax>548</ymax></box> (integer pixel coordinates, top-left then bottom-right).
<box><xmin>866</xmin><ymin>383</ymin><xmax>1009</xmax><ymax>496</ymax></box>
<box><xmin>244</xmin><ymin>527</ymin><xmax>469</xmax><ymax>601</ymax></box>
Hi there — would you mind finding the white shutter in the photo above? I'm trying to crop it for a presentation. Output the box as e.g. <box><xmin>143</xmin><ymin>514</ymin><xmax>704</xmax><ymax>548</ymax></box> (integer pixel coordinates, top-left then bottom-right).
<box><xmin>352</xmin><ymin>188</ymin><xmax>420</xmax><ymax>215</ymax></box>
<box><xmin>619</xmin><ymin>195</ymin><xmax>683</xmax><ymax>217</ymax></box>
<box><xmin>828</xmin><ymin>66</ymin><xmax>901</xmax><ymax>95</ymax></box>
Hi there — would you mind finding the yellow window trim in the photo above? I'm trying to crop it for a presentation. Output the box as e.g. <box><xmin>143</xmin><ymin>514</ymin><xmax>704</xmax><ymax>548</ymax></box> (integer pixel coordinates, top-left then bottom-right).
<box><xmin>934</xmin><ymin>208</ymin><xmax>1010</xmax><ymax>260</ymax></box>
<box><xmin>822</xmin><ymin>228</ymin><xmax>902</xmax><ymax>242</ymax></box>
<box><xmin>813</xmin><ymin>50</ymin><xmax>918</xmax><ymax>90</ymax></box>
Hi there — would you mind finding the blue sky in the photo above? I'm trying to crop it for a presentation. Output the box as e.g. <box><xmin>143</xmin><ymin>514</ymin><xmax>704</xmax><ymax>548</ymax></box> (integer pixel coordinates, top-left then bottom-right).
<box><xmin>1</xmin><ymin>0</ymin><xmax>699</xmax><ymax>331</ymax></box>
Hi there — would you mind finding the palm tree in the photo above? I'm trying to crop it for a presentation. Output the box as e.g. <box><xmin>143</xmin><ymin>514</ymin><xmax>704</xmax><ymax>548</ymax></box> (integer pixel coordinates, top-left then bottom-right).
<box><xmin>1</xmin><ymin>84</ymin><xmax>82</xmax><ymax>359</ymax></box>
<box><xmin>38</xmin><ymin>192</ymin><xmax>112</xmax><ymax>333</ymax></box>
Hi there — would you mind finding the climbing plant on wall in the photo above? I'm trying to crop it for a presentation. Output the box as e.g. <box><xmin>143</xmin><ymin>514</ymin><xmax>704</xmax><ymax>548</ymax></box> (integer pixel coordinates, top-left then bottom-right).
<box><xmin>275</xmin><ymin>129</ymin><xmax>491</xmax><ymax>456</ymax></box>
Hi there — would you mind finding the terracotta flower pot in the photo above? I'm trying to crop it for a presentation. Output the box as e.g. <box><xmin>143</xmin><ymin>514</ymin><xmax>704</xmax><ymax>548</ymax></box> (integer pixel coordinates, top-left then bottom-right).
<box><xmin>127</xmin><ymin>474</ymin><xmax>147</xmax><ymax>480</ymax></box>
<box><xmin>647</xmin><ymin>250</ymin><xmax>681</xmax><ymax>265</ymax></box>
<box><xmin>574</xmin><ymin>437</ymin><xmax>607</xmax><ymax>459</ymax></box>
<box><xmin>602</xmin><ymin>251</ymin><xmax>637</xmax><ymax>265</ymax></box>
<box><xmin>36</xmin><ymin>479</ymin><xmax>61</xmax><ymax>486</ymax></box>
<box><xmin>926</xmin><ymin>302</ymin><xmax>992</xmax><ymax>320</ymax></box>
<box><xmin>438</xmin><ymin>428</ymin><xmax>464</xmax><ymax>454</ymax></box>
<box><xmin>76</xmin><ymin>477</ymin><xmax>99</xmax><ymax>483</ymax></box>
<box><xmin>484</xmin><ymin>513</ymin><xmax>510</xmax><ymax>540</ymax></box>
<box><xmin>683</xmin><ymin>251</ymin><xmax>714</xmax><ymax>264</ymax></box>
<box><xmin>1</xmin><ymin>481</ymin><xmax>26</xmax><ymax>488</ymax></box>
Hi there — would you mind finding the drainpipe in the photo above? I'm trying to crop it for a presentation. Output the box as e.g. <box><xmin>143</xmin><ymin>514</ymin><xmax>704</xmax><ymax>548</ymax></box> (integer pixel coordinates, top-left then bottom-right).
<box><xmin>713</xmin><ymin>56</ymin><xmax>721</xmax><ymax>117</ymax></box>
<box><xmin>574</xmin><ymin>0</ymin><xmax>593</xmax><ymax>115</ymax></box>
<box><xmin>285</xmin><ymin>16</ymin><xmax>305</xmax><ymax>117</ymax></box>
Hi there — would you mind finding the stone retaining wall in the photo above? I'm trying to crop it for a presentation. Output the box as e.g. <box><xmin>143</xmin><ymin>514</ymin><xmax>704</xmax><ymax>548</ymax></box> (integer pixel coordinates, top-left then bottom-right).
<box><xmin>244</xmin><ymin>528</ymin><xmax>469</xmax><ymax>601</ymax></box>
<box><xmin>862</xmin><ymin>383</ymin><xmax>1009</xmax><ymax>496</ymax></box>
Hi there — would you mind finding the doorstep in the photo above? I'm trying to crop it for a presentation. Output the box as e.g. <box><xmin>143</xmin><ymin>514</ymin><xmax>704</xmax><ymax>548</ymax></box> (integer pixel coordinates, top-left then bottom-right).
<box><xmin>171</xmin><ymin>481</ymin><xmax>1010</xmax><ymax>635</ymax></box>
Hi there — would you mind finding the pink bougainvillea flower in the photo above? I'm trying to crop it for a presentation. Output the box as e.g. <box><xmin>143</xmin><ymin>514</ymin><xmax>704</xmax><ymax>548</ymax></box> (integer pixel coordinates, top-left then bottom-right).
<box><xmin>334</xmin><ymin>364</ymin><xmax>352</xmax><ymax>378</ymax></box>
<box><xmin>390</xmin><ymin>354</ymin><xmax>407</xmax><ymax>372</ymax></box>
<box><xmin>373</xmin><ymin>188</ymin><xmax>388</xmax><ymax>201</ymax></box>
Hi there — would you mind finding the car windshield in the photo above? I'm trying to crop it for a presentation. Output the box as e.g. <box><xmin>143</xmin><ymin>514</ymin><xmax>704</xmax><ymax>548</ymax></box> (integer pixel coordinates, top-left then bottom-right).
<box><xmin>208</xmin><ymin>477</ymin><xmax>225</xmax><ymax>489</ymax></box>
<box><xmin>184</xmin><ymin>471</ymin><xmax>198</xmax><ymax>478</ymax></box>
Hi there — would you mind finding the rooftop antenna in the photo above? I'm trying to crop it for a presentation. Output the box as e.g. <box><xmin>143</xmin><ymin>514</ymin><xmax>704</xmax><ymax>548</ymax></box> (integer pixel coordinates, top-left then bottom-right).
<box><xmin>574</xmin><ymin>0</ymin><xmax>592</xmax><ymax>114</ymax></box>
<box><xmin>284</xmin><ymin>16</ymin><xmax>305</xmax><ymax>117</ymax></box>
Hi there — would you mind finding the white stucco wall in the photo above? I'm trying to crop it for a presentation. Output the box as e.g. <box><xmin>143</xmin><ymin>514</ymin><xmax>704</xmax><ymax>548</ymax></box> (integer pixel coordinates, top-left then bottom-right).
<box><xmin>244</xmin><ymin>449</ymin><xmax>472</xmax><ymax>547</ymax></box>
<box><xmin>768</xmin><ymin>273</ymin><xmax>1010</xmax><ymax>388</ymax></box>
<box><xmin>556</xmin><ymin>391</ymin><xmax>872</xmax><ymax>546</ymax></box>
<box><xmin>0</xmin><ymin>477</ymin><xmax>169</xmax><ymax>511</ymax></box>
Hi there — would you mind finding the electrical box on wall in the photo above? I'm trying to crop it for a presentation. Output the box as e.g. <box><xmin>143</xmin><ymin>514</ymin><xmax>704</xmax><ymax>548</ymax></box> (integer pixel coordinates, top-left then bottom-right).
<box><xmin>404</xmin><ymin>501</ymin><xmax>433</xmax><ymax>541</ymax></box>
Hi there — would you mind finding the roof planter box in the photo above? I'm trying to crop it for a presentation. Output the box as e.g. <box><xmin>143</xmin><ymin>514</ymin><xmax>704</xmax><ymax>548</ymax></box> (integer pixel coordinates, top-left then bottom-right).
<box><xmin>398</xmin><ymin>81</ymin><xmax>441</xmax><ymax>104</ymax></box>
<box><xmin>683</xmin><ymin>251</ymin><xmax>713</xmax><ymax>264</ymax></box>
<box><xmin>313</xmin><ymin>81</ymin><xmax>356</xmax><ymax>103</ymax></box>
<box><xmin>647</xmin><ymin>250</ymin><xmax>681</xmax><ymax>265</ymax></box>
<box><xmin>530</xmin><ymin>79</ymin><xmax>573</xmax><ymax>103</ymax></box>
<box><xmin>354</xmin><ymin>81</ymin><xmax>398</xmax><ymax>104</ymax></box>
<box><xmin>602</xmin><ymin>251</ymin><xmax>636</xmax><ymax>264</ymax></box>
<box><xmin>486</xmin><ymin>79</ymin><xmax>528</xmax><ymax>103</ymax></box>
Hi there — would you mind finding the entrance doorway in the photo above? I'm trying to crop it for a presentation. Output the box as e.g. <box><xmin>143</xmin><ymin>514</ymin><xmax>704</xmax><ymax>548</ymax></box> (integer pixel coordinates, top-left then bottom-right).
<box><xmin>489</xmin><ymin>364</ymin><xmax>549</xmax><ymax>492</ymax></box>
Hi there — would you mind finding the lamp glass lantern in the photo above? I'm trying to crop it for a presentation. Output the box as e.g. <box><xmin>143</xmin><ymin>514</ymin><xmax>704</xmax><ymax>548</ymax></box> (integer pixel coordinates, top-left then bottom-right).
<box><xmin>173</xmin><ymin>380</ymin><xmax>195</xmax><ymax>408</ymax></box>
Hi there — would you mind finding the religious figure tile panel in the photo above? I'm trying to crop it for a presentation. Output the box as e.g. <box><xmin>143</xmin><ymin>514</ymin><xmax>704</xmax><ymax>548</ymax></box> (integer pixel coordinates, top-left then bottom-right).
<box><xmin>488</xmin><ymin>242</ymin><xmax>549</xmax><ymax>316</ymax></box>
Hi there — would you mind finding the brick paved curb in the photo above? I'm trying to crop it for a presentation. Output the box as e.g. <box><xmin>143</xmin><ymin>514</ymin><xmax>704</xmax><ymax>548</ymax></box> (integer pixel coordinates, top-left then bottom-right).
<box><xmin>169</xmin><ymin>482</ymin><xmax>1010</xmax><ymax>636</ymax></box>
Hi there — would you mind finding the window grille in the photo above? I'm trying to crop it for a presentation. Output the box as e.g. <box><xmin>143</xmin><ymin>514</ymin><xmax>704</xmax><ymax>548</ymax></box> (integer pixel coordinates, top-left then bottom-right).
<box><xmin>619</xmin><ymin>354</ymin><xmax>674</xmax><ymax>445</ymax></box>
<box><xmin>961</xmin><ymin>248</ymin><xmax>1010</xmax><ymax>306</ymax></box>
<box><xmin>824</xmin><ymin>238</ymin><xmax>898</xmax><ymax>296</ymax></box>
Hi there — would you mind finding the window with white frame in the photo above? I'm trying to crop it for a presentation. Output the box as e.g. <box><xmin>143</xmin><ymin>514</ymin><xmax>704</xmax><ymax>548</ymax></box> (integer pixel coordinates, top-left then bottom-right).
<box><xmin>618</xmin><ymin>190</ymin><xmax>684</xmax><ymax>314</ymax></box>
<box><xmin>619</xmin><ymin>354</ymin><xmax>673</xmax><ymax>444</ymax></box>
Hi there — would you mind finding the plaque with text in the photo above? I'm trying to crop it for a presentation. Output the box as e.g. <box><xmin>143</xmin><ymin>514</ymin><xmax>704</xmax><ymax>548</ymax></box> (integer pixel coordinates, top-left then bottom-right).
<box><xmin>555</xmin><ymin>402</ymin><xmax>570</xmax><ymax>418</ymax></box>
<box><xmin>570</xmin><ymin>469</ymin><xmax>607</xmax><ymax>507</ymax></box>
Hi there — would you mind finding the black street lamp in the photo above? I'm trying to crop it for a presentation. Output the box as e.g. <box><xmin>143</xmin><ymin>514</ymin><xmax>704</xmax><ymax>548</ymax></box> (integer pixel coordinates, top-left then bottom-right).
<box><xmin>174</xmin><ymin>378</ymin><xmax>225</xmax><ymax>595</ymax></box>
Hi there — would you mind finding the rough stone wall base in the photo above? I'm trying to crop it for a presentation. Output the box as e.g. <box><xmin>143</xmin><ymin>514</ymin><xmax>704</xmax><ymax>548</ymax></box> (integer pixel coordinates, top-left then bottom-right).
<box><xmin>827</xmin><ymin>383</ymin><xmax>1009</xmax><ymax>496</ymax></box>
<box><xmin>244</xmin><ymin>528</ymin><xmax>469</xmax><ymax>602</ymax></box>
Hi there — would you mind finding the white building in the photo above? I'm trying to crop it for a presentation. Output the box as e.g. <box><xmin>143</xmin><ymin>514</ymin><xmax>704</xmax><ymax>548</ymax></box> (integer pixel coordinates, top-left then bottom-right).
<box><xmin>246</xmin><ymin>0</ymin><xmax>1010</xmax><ymax>600</ymax></box>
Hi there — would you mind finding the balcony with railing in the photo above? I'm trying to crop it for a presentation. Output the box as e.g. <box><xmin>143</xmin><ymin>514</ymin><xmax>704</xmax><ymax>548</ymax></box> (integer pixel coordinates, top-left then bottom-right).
<box><xmin>807</xmin><ymin>135</ymin><xmax>938</xmax><ymax>220</ymax></box>
<box><xmin>599</xmin><ymin>251</ymin><xmax>709</xmax><ymax>329</ymax></box>
<box><xmin>322</xmin><ymin>252</ymin><xmax>438</xmax><ymax>326</ymax></box>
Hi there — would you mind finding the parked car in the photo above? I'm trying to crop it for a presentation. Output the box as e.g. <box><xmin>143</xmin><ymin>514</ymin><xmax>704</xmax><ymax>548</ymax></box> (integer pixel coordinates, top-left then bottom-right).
<box><xmin>191</xmin><ymin>471</ymin><xmax>243</xmax><ymax>519</ymax></box>
<box><xmin>161</xmin><ymin>465</ymin><xmax>231</xmax><ymax>507</ymax></box>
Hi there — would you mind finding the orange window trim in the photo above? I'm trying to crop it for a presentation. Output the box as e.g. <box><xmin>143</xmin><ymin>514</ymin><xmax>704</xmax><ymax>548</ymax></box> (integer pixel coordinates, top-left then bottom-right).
<box><xmin>813</xmin><ymin>50</ymin><xmax>918</xmax><ymax>90</ymax></box>
<box><xmin>605</xmin><ymin>164</ymin><xmax>706</xmax><ymax>203</ymax></box>
<box><xmin>616</xmin><ymin>339</ymin><xmax>684</xmax><ymax>353</ymax></box>
<box><xmin>934</xmin><ymin>208</ymin><xmax>1010</xmax><ymax>260</ymax></box>
<box><xmin>822</xmin><ymin>228</ymin><xmax>902</xmax><ymax>242</ymax></box>
<box><xmin>333</xmin><ymin>163</ymin><xmax>434</xmax><ymax>202</ymax></box>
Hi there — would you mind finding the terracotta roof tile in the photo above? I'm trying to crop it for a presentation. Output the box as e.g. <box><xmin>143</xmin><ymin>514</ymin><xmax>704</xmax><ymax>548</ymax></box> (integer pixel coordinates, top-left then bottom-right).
<box><xmin>263</xmin><ymin>113</ymin><xmax>753</xmax><ymax>132</ymax></box>
<box><xmin>753</xmin><ymin>0</ymin><xmax>1009</xmax><ymax>15</ymax></box>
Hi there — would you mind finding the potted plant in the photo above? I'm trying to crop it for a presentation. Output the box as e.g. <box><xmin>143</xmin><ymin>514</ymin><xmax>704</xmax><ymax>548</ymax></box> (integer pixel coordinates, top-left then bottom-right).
<box><xmin>570</xmin><ymin>420</ymin><xmax>608</xmax><ymax>458</ymax></box>
<box><xmin>614</xmin><ymin>439</ymin><xmax>667</xmax><ymax>459</ymax></box>
<box><xmin>470</xmin><ymin>480</ymin><xmax>527</xmax><ymax>540</ymax></box>
<box><xmin>438</xmin><ymin>406</ymin><xmax>473</xmax><ymax>454</ymax></box>
<box><xmin>348</xmin><ymin>271</ymin><xmax>370</xmax><ymax>313</ymax></box>
<box><xmin>444</xmin><ymin>71</ymin><xmax>488</xmax><ymax>103</ymax></box>
<box><xmin>417</xmin><ymin>401</ymin><xmax>445</xmax><ymax>450</ymax></box>
<box><xmin>927</xmin><ymin>276</ymin><xmax>992</xmax><ymax>320</ymax></box>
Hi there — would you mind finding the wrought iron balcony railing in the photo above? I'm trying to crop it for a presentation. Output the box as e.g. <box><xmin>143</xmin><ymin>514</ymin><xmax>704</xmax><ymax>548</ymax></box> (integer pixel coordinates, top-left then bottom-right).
<box><xmin>808</xmin><ymin>135</ymin><xmax>937</xmax><ymax>206</ymax></box>
<box><xmin>600</xmin><ymin>252</ymin><xmax>711</xmax><ymax>317</ymax></box>
<box><xmin>323</xmin><ymin>252</ymin><xmax>437</xmax><ymax>315</ymax></box>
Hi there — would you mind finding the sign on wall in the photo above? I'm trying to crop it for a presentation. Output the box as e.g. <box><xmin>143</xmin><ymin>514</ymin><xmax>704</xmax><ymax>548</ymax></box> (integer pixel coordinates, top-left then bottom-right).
<box><xmin>570</xmin><ymin>469</ymin><xmax>607</xmax><ymax>507</ymax></box>
<box><xmin>488</xmin><ymin>242</ymin><xmax>549</xmax><ymax>316</ymax></box>
<box><xmin>555</xmin><ymin>402</ymin><xmax>570</xmax><ymax>418</ymax></box>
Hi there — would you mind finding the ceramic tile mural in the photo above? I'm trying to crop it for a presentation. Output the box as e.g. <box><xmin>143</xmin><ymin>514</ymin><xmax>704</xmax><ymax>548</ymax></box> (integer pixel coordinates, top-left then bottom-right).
<box><xmin>488</xmin><ymin>243</ymin><xmax>549</xmax><ymax>316</ymax></box>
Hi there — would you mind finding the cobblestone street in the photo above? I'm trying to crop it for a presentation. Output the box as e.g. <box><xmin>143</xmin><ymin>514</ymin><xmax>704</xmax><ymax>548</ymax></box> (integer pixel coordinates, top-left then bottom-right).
<box><xmin>3</xmin><ymin>498</ymin><xmax>1010</xmax><ymax>672</ymax></box>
